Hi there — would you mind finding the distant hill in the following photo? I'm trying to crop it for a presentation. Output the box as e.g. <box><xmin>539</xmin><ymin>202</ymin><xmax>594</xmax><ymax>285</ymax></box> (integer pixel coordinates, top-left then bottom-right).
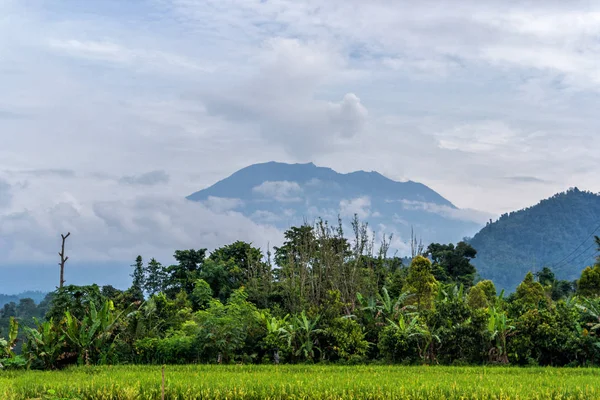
<box><xmin>0</xmin><ymin>290</ymin><xmax>47</xmax><ymax>307</ymax></box>
<box><xmin>469</xmin><ymin>188</ymin><xmax>600</xmax><ymax>291</ymax></box>
<box><xmin>187</xmin><ymin>161</ymin><xmax>485</xmax><ymax>245</ymax></box>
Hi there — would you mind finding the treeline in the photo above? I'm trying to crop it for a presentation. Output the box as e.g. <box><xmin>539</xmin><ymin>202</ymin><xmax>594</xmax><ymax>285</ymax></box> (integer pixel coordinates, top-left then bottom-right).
<box><xmin>2</xmin><ymin>217</ymin><xmax>600</xmax><ymax>369</ymax></box>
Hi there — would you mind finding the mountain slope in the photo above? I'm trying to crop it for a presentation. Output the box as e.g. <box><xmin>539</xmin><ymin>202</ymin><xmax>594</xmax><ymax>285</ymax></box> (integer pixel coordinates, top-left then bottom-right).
<box><xmin>187</xmin><ymin>161</ymin><xmax>483</xmax><ymax>245</ymax></box>
<box><xmin>469</xmin><ymin>188</ymin><xmax>600</xmax><ymax>291</ymax></box>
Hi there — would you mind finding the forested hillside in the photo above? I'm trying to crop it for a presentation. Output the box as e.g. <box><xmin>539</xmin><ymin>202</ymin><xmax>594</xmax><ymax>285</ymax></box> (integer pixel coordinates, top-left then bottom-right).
<box><xmin>0</xmin><ymin>292</ymin><xmax>46</xmax><ymax>308</ymax></box>
<box><xmin>470</xmin><ymin>188</ymin><xmax>600</xmax><ymax>290</ymax></box>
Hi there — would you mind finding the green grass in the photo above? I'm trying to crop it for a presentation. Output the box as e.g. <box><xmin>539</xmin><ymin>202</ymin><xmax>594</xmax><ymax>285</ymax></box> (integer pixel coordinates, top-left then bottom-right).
<box><xmin>2</xmin><ymin>365</ymin><xmax>600</xmax><ymax>399</ymax></box>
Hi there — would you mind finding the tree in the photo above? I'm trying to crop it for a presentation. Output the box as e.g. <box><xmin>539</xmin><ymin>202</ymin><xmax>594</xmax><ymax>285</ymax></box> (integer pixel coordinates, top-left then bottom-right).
<box><xmin>46</xmin><ymin>285</ymin><xmax>105</xmax><ymax>322</ymax></box>
<box><xmin>404</xmin><ymin>255</ymin><xmax>438</xmax><ymax>311</ymax></box>
<box><xmin>58</xmin><ymin>232</ymin><xmax>70</xmax><ymax>288</ymax></box>
<box><xmin>16</xmin><ymin>298</ymin><xmax>37</xmax><ymax>319</ymax></box>
<box><xmin>164</xmin><ymin>249</ymin><xmax>207</xmax><ymax>298</ymax></box>
<box><xmin>577</xmin><ymin>265</ymin><xmax>600</xmax><ymax>297</ymax></box>
<box><xmin>144</xmin><ymin>258</ymin><xmax>166</xmax><ymax>296</ymax></box>
<box><xmin>131</xmin><ymin>256</ymin><xmax>145</xmax><ymax>293</ymax></box>
<box><xmin>191</xmin><ymin>279</ymin><xmax>213</xmax><ymax>310</ymax></box>
<box><xmin>467</xmin><ymin>280</ymin><xmax>496</xmax><ymax>309</ymax></box>
<box><xmin>512</xmin><ymin>272</ymin><xmax>547</xmax><ymax>313</ymax></box>
<box><xmin>427</xmin><ymin>242</ymin><xmax>477</xmax><ymax>287</ymax></box>
<box><xmin>467</xmin><ymin>285</ymin><xmax>489</xmax><ymax>309</ymax></box>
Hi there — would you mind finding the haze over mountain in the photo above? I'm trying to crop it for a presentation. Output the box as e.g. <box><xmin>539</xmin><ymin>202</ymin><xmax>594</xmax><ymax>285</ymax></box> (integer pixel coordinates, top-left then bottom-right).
<box><xmin>188</xmin><ymin>161</ymin><xmax>488</xmax><ymax>246</ymax></box>
<box><xmin>469</xmin><ymin>188</ymin><xmax>600</xmax><ymax>291</ymax></box>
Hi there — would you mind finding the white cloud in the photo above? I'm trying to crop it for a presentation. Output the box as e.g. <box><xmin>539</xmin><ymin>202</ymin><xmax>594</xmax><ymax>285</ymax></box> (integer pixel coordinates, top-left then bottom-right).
<box><xmin>0</xmin><ymin>194</ymin><xmax>282</xmax><ymax>264</ymax></box>
<box><xmin>120</xmin><ymin>170</ymin><xmax>170</xmax><ymax>186</ymax></box>
<box><xmin>399</xmin><ymin>200</ymin><xmax>494</xmax><ymax>224</ymax></box>
<box><xmin>252</xmin><ymin>181</ymin><xmax>303</xmax><ymax>202</ymax></box>
<box><xmin>48</xmin><ymin>39</ymin><xmax>213</xmax><ymax>73</ymax></box>
<box><xmin>202</xmin><ymin>37</ymin><xmax>369</xmax><ymax>158</ymax></box>
<box><xmin>203</xmin><ymin>196</ymin><xmax>244</xmax><ymax>213</ymax></box>
<box><xmin>339</xmin><ymin>196</ymin><xmax>371</xmax><ymax>220</ymax></box>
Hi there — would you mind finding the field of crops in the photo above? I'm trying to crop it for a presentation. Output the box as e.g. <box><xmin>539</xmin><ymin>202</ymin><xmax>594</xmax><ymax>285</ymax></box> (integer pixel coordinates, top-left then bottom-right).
<box><xmin>1</xmin><ymin>365</ymin><xmax>599</xmax><ymax>400</ymax></box>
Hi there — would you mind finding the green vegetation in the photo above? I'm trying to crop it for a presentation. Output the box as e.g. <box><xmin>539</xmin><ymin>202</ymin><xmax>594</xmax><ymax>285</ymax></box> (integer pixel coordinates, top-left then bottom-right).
<box><xmin>2</xmin><ymin>365</ymin><xmax>600</xmax><ymax>399</ymax></box>
<box><xmin>2</xmin><ymin>214</ymin><xmax>600</xmax><ymax>382</ymax></box>
<box><xmin>469</xmin><ymin>188</ymin><xmax>600</xmax><ymax>290</ymax></box>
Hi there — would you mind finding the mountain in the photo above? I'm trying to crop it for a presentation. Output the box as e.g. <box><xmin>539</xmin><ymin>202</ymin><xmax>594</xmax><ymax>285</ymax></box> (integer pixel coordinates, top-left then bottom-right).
<box><xmin>469</xmin><ymin>188</ymin><xmax>600</xmax><ymax>291</ymax></box>
<box><xmin>0</xmin><ymin>291</ymin><xmax>47</xmax><ymax>308</ymax></box>
<box><xmin>187</xmin><ymin>161</ymin><xmax>484</xmax><ymax>245</ymax></box>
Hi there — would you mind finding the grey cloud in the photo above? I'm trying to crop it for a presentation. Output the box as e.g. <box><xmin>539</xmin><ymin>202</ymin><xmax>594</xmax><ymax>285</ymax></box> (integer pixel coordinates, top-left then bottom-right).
<box><xmin>504</xmin><ymin>176</ymin><xmax>550</xmax><ymax>184</ymax></box>
<box><xmin>0</xmin><ymin>194</ymin><xmax>283</xmax><ymax>264</ymax></box>
<box><xmin>119</xmin><ymin>170</ymin><xmax>170</xmax><ymax>186</ymax></box>
<box><xmin>16</xmin><ymin>169</ymin><xmax>76</xmax><ymax>178</ymax></box>
<box><xmin>0</xmin><ymin>110</ymin><xmax>30</xmax><ymax>120</ymax></box>
<box><xmin>399</xmin><ymin>200</ymin><xmax>495</xmax><ymax>225</ymax></box>
<box><xmin>0</xmin><ymin>179</ymin><xmax>12</xmax><ymax>208</ymax></box>
<box><xmin>203</xmin><ymin>38</ymin><xmax>368</xmax><ymax>158</ymax></box>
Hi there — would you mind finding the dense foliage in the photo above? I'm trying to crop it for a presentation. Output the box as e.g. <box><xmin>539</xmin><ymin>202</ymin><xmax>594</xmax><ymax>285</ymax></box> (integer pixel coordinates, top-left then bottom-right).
<box><xmin>469</xmin><ymin>188</ymin><xmax>600</xmax><ymax>290</ymax></box>
<box><xmin>1</xmin><ymin>215</ymin><xmax>600</xmax><ymax>371</ymax></box>
<box><xmin>3</xmin><ymin>365</ymin><xmax>600</xmax><ymax>399</ymax></box>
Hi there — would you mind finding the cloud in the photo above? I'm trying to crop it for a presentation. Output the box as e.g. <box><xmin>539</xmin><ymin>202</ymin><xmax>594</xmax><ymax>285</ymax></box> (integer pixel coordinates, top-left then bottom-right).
<box><xmin>339</xmin><ymin>196</ymin><xmax>371</xmax><ymax>220</ymax></box>
<box><xmin>253</xmin><ymin>181</ymin><xmax>303</xmax><ymax>202</ymax></box>
<box><xmin>399</xmin><ymin>200</ymin><xmax>494</xmax><ymax>225</ymax></box>
<box><xmin>0</xmin><ymin>194</ymin><xmax>282</xmax><ymax>265</ymax></box>
<box><xmin>7</xmin><ymin>169</ymin><xmax>77</xmax><ymax>178</ymax></box>
<box><xmin>202</xmin><ymin>196</ymin><xmax>243</xmax><ymax>213</ymax></box>
<box><xmin>47</xmin><ymin>39</ymin><xmax>213</xmax><ymax>74</ymax></box>
<box><xmin>504</xmin><ymin>176</ymin><xmax>550</xmax><ymax>184</ymax></box>
<box><xmin>0</xmin><ymin>179</ymin><xmax>12</xmax><ymax>208</ymax></box>
<box><xmin>202</xmin><ymin>38</ymin><xmax>368</xmax><ymax>158</ymax></box>
<box><xmin>119</xmin><ymin>170</ymin><xmax>170</xmax><ymax>186</ymax></box>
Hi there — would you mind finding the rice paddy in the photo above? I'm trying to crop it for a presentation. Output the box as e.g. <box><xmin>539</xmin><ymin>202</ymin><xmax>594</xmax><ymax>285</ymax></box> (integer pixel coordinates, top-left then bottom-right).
<box><xmin>2</xmin><ymin>365</ymin><xmax>599</xmax><ymax>399</ymax></box>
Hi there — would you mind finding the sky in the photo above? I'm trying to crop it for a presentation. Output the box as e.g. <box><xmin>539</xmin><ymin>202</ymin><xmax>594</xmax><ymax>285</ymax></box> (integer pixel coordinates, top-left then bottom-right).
<box><xmin>1</xmin><ymin>0</ymin><xmax>600</xmax><ymax>285</ymax></box>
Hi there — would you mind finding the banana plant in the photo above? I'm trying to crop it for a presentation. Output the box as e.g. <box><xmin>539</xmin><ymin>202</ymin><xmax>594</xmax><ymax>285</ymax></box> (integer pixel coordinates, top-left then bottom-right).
<box><xmin>576</xmin><ymin>297</ymin><xmax>600</xmax><ymax>333</ymax></box>
<box><xmin>63</xmin><ymin>300</ymin><xmax>125</xmax><ymax>365</ymax></box>
<box><xmin>378</xmin><ymin>288</ymin><xmax>414</xmax><ymax>320</ymax></box>
<box><xmin>0</xmin><ymin>317</ymin><xmax>19</xmax><ymax>358</ymax></box>
<box><xmin>282</xmin><ymin>311</ymin><xmax>323</xmax><ymax>362</ymax></box>
<box><xmin>23</xmin><ymin>318</ymin><xmax>65</xmax><ymax>369</ymax></box>
<box><xmin>410</xmin><ymin>320</ymin><xmax>441</xmax><ymax>364</ymax></box>
<box><xmin>259</xmin><ymin>311</ymin><xmax>290</xmax><ymax>364</ymax></box>
<box><xmin>386</xmin><ymin>313</ymin><xmax>421</xmax><ymax>335</ymax></box>
<box><xmin>487</xmin><ymin>307</ymin><xmax>514</xmax><ymax>364</ymax></box>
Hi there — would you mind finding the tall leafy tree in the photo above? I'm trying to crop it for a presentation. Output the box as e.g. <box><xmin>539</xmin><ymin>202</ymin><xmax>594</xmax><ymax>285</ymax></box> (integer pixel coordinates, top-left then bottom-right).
<box><xmin>144</xmin><ymin>258</ymin><xmax>166</xmax><ymax>296</ymax></box>
<box><xmin>130</xmin><ymin>255</ymin><xmax>145</xmax><ymax>301</ymax></box>
<box><xmin>427</xmin><ymin>242</ymin><xmax>477</xmax><ymax>287</ymax></box>
<box><xmin>404</xmin><ymin>255</ymin><xmax>438</xmax><ymax>311</ymax></box>
<box><xmin>165</xmin><ymin>249</ymin><xmax>207</xmax><ymax>298</ymax></box>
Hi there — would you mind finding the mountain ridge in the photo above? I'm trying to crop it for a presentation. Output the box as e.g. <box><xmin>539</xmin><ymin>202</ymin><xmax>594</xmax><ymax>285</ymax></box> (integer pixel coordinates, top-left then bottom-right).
<box><xmin>469</xmin><ymin>187</ymin><xmax>600</xmax><ymax>290</ymax></box>
<box><xmin>187</xmin><ymin>161</ymin><xmax>481</xmax><ymax>246</ymax></box>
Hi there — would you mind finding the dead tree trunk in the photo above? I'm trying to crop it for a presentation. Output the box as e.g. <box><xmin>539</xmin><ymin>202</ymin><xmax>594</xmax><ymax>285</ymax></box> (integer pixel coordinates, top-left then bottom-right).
<box><xmin>59</xmin><ymin>232</ymin><xmax>71</xmax><ymax>288</ymax></box>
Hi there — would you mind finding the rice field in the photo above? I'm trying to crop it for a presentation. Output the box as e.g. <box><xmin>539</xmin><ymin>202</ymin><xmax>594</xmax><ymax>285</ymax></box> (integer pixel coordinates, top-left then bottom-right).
<box><xmin>1</xmin><ymin>365</ymin><xmax>599</xmax><ymax>400</ymax></box>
